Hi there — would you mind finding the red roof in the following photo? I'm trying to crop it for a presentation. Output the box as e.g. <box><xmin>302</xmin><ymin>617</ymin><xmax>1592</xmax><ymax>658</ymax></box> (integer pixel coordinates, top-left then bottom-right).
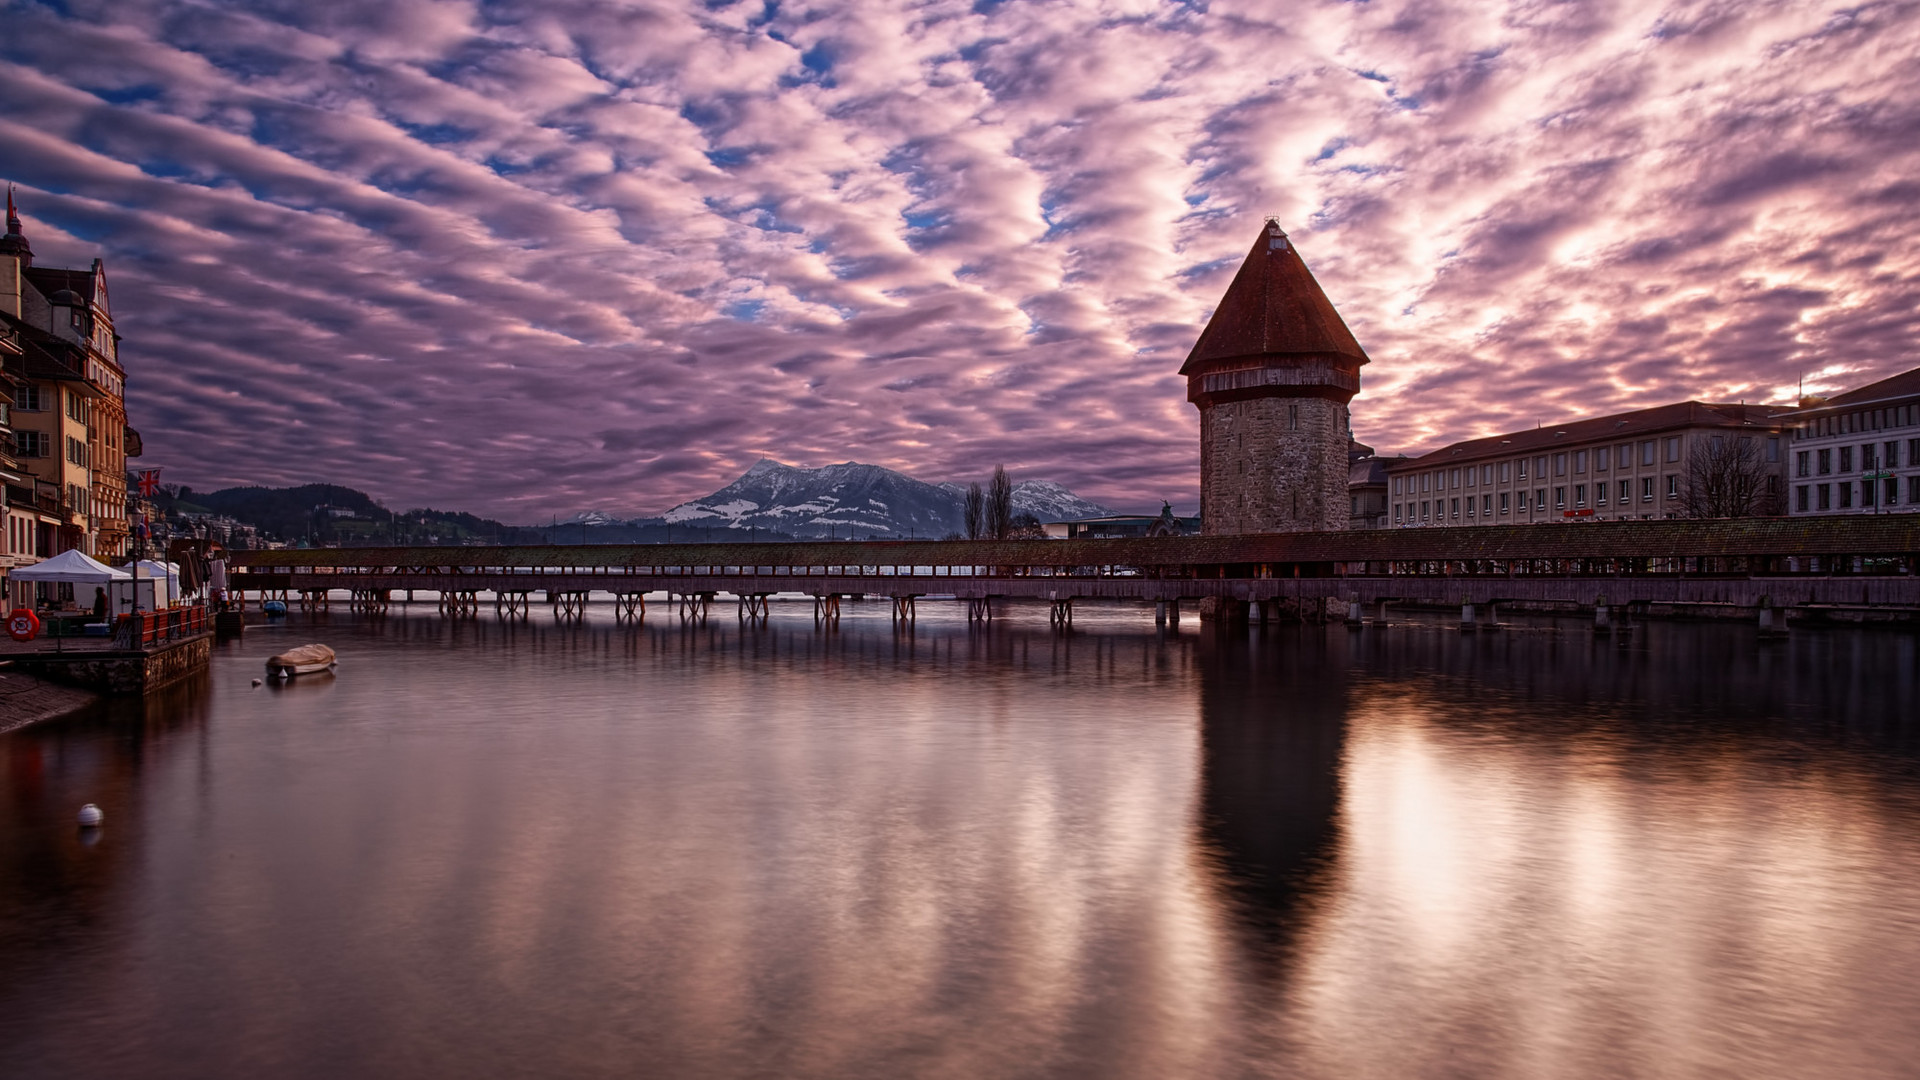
<box><xmin>1181</xmin><ymin>221</ymin><xmax>1369</xmax><ymax>376</ymax></box>
<box><xmin>1390</xmin><ymin>401</ymin><xmax>1784</xmax><ymax>471</ymax></box>
<box><xmin>1820</xmin><ymin>365</ymin><xmax>1920</xmax><ymax>409</ymax></box>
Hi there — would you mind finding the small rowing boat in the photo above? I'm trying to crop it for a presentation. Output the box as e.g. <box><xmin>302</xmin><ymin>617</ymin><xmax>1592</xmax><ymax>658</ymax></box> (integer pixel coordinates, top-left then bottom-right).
<box><xmin>267</xmin><ymin>643</ymin><xmax>336</xmax><ymax>679</ymax></box>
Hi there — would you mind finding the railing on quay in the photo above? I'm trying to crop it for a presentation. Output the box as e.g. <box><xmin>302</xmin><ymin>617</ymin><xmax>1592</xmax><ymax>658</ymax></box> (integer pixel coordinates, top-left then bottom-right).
<box><xmin>115</xmin><ymin>604</ymin><xmax>209</xmax><ymax>647</ymax></box>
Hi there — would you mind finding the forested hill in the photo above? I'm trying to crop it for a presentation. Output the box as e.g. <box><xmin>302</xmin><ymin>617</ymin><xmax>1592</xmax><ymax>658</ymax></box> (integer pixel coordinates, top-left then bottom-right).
<box><xmin>164</xmin><ymin>484</ymin><xmax>543</xmax><ymax>546</ymax></box>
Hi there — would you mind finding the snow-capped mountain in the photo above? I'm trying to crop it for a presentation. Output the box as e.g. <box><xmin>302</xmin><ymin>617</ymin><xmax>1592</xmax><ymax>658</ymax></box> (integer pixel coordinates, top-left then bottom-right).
<box><xmin>624</xmin><ymin>459</ymin><xmax>1113</xmax><ymax>540</ymax></box>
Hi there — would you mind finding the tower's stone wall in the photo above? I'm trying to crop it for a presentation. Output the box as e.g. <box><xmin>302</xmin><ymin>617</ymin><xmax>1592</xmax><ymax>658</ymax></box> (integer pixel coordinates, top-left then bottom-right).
<box><xmin>1199</xmin><ymin>396</ymin><xmax>1350</xmax><ymax>534</ymax></box>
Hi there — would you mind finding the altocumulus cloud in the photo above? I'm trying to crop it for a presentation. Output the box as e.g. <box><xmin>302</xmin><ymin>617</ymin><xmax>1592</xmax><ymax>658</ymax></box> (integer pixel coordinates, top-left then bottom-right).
<box><xmin>2</xmin><ymin>0</ymin><xmax>1917</xmax><ymax>519</ymax></box>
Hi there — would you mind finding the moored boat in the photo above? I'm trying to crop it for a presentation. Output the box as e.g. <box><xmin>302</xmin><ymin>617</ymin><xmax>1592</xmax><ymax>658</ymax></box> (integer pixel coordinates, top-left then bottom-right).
<box><xmin>267</xmin><ymin>643</ymin><xmax>336</xmax><ymax>678</ymax></box>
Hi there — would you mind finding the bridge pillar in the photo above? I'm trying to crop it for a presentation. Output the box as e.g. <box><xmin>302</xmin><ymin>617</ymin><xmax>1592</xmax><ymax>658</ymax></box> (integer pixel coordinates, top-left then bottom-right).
<box><xmin>1198</xmin><ymin>596</ymin><xmax>1247</xmax><ymax>624</ymax></box>
<box><xmin>1048</xmin><ymin>596</ymin><xmax>1073</xmax><ymax>627</ymax></box>
<box><xmin>1346</xmin><ymin>597</ymin><xmax>1363</xmax><ymax>627</ymax></box>
<box><xmin>1758</xmin><ymin>595</ymin><xmax>1788</xmax><ymax>639</ymax></box>
<box><xmin>1614</xmin><ymin>605</ymin><xmax>1634</xmax><ymax>644</ymax></box>
<box><xmin>1594</xmin><ymin>594</ymin><xmax>1611</xmax><ymax>636</ymax></box>
<box><xmin>1154</xmin><ymin>600</ymin><xmax>1168</xmax><ymax>626</ymax></box>
<box><xmin>1376</xmin><ymin>599</ymin><xmax>1390</xmax><ymax>626</ymax></box>
<box><xmin>890</xmin><ymin>595</ymin><xmax>917</xmax><ymax>623</ymax></box>
<box><xmin>1460</xmin><ymin>601</ymin><xmax>1477</xmax><ymax>633</ymax></box>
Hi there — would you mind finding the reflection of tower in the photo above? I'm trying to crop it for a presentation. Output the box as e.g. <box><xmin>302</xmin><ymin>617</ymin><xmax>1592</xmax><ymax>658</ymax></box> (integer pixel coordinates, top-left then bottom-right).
<box><xmin>1184</xmin><ymin>220</ymin><xmax>1370</xmax><ymax>534</ymax></box>
<box><xmin>1196</xmin><ymin>629</ymin><xmax>1346</xmax><ymax>924</ymax></box>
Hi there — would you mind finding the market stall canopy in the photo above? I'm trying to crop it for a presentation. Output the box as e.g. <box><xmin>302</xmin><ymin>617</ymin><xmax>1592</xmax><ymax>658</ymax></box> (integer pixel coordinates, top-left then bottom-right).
<box><xmin>122</xmin><ymin>559</ymin><xmax>181</xmax><ymax>586</ymax></box>
<box><xmin>12</xmin><ymin>549</ymin><xmax>132</xmax><ymax>583</ymax></box>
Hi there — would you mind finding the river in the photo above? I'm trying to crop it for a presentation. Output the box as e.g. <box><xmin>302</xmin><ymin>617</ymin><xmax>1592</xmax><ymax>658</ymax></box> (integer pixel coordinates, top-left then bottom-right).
<box><xmin>3</xmin><ymin>602</ymin><xmax>1918</xmax><ymax>1078</ymax></box>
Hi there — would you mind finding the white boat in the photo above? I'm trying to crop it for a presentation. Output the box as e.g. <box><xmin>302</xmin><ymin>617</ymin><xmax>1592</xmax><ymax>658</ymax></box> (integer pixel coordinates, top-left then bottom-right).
<box><xmin>267</xmin><ymin>643</ymin><xmax>336</xmax><ymax>678</ymax></box>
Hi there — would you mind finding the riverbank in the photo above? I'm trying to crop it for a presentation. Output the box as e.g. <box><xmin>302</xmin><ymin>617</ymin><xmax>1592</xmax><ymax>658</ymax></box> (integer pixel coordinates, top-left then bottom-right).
<box><xmin>0</xmin><ymin>667</ymin><xmax>99</xmax><ymax>733</ymax></box>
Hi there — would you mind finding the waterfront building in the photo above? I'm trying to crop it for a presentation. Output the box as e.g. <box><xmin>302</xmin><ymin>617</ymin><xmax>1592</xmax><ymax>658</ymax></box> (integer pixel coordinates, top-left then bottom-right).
<box><xmin>1779</xmin><ymin>366</ymin><xmax>1920</xmax><ymax>516</ymax></box>
<box><xmin>1349</xmin><ymin>453</ymin><xmax>1401</xmax><ymax>529</ymax></box>
<box><xmin>1184</xmin><ymin>220</ymin><xmax>1370</xmax><ymax>534</ymax></box>
<box><xmin>0</xmin><ymin>190</ymin><xmax>138</xmax><ymax>577</ymax></box>
<box><xmin>1385</xmin><ymin>402</ymin><xmax>1788</xmax><ymax>527</ymax></box>
<box><xmin>1044</xmin><ymin>506</ymin><xmax>1200</xmax><ymax>539</ymax></box>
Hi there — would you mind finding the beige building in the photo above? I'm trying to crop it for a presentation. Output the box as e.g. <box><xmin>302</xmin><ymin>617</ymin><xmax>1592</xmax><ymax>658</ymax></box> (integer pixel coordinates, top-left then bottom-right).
<box><xmin>1</xmin><ymin>191</ymin><xmax>137</xmax><ymax>580</ymax></box>
<box><xmin>1385</xmin><ymin>402</ymin><xmax>1788</xmax><ymax>527</ymax></box>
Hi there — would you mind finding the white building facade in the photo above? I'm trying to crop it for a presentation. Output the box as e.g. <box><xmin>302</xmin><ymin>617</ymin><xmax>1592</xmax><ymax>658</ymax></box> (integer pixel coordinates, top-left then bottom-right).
<box><xmin>1781</xmin><ymin>367</ymin><xmax>1920</xmax><ymax>517</ymax></box>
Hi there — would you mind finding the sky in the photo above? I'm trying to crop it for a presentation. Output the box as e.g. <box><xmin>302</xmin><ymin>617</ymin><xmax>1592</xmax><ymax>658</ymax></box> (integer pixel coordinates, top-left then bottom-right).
<box><xmin>3</xmin><ymin>0</ymin><xmax>1917</xmax><ymax>521</ymax></box>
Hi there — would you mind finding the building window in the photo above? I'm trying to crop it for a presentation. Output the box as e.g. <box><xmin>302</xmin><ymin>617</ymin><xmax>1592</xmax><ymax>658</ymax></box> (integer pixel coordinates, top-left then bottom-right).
<box><xmin>1840</xmin><ymin>446</ymin><xmax>1853</xmax><ymax>472</ymax></box>
<box><xmin>1864</xmin><ymin>479</ymin><xmax>1877</xmax><ymax>507</ymax></box>
<box><xmin>1500</xmin><ymin>492</ymin><xmax>1510</xmax><ymax>513</ymax></box>
<box><xmin>1555</xmin><ymin>486</ymin><xmax>1566</xmax><ymax>509</ymax></box>
<box><xmin>1535</xmin><ymin>456</ymin><xmax>1548</xmax><ymax>478</ymax></box>
<box><xmin>1574</xmin><ymin>450</ymin><xmax>1587</xmax><ymax>474</ymax></box>
<box><xmin>1617</xmin><ymin>480</ymin><xmax>1630</xmax><ymax>502</ymax></box>
<box><xmin>1596</xmin><ymin>483</ymin><xmax>1607</xmax><ymax>506</ymax></box>
<box><xmin>1796</xmin><ymin>485</ymin><xmax>1809</xmax><ymax>512</ymax></box>
<box><xmin>1575</xmin><ymin>484</ymin><xmax>1587</xmax><ymax>507</ymax></box>
<box><xmin>1909</xmin><ymin>439</ymin><xmax>1920</xmax><ymax>466</ymax></box>
<box><xmin>1536</xmin><ymin>488</ymin><xmax>1546</xmax><ymax>510</ymax></box>
<box><xmin>1465</xmin><ymin>495</ymin><xmax>1474</xmax><ymax>517</ymax></box>
<box><xmin>1517</xmin><ymin>459</ymin><xmax>1527</xmax><ymax>480</ymax></box>
<box><xmin>1666</xmin><ymin>475</ymin><xmax>1679</xmax><ymax>498</ymax></box>
<box><xmin>14</xmin><ymin>431</ymin><xmax>49</xmax><ymax>457</ymax></box>
<box><xmin>1518</xmin><ymin>491</ymin><xmax>1528</xmax><ymax>511</ymax></box>
<box><xmin>1886</xmin><ymin>441</ymin><xmax>1901</xmax><ymax>468</ymax></box>
<box><xmin>1596</xmin><ymin>446</ymin><xmax>1610</xmax><ymax>470</ymax></box>
<box><xmin>1885</xmin><ymin>478</ymin><xmax>1899</xmax><ymax>506</ymax></box>
<box><xmin>1500</xmin><ymin>461</ymin><xmax>1511</xmax><ymax>482</ymax></box>
<box><xmin>1451</xmin><ymin>468</ymin><xmax>1461</xmax><ymax>489</ymax></box>
<box><xmin>1482</xmin><ymin>494</ymin><xmax>1492</xmax><ymax>515</ymax></box>
<box><xmin>1451</xmin><ymin>497</ymin><xmax>1460</xmax><ymax>518</ymax></box>
<box><xmin>1797</xmin><ymin>450</ymin><xmax>1810</xmax><ymax>477</ymax></box>
<box><xmin>1641</xmin><ymin>477</ymin><xmax>1653</xmax><ymax>501</ymax></box>
<box><xmin>1481</xmin><ymin>465</ymin><xmax>1493</xmax><ymax>485</ymax></box>
<box><xmin>1818</xmin><ymin>484</ymin><xmax>1831</xmax><ymax>510</ymax></box>
<box><xmin>1767</xmin><ymin>436</ymin><xmax>1780</xmax><ymax>463</ymax></box>
<box><xmin>1394</xmin><ymin>504</ymin><xmax>1402</xmax><ymax>522</ymax></box>
<box><xmin>1665</xmin><ymin>436</ymin><xmax>1682</xmax><ymax>463</ymax></box>
<box><xmin>1839</xmin><ymin>483</ymin><xmax>1853</xmax><ymax>509</ymax></box>
<box><xmin>1641</xmin><ymin>441</ymin><xmax>1656</xmax><ymax>466</ymax></box>
<box><xmin>1818</xmin><ymin>449</ymin><xmax>1832</xmax><ymax>474</ymax></box>
<box><xmin>1909</xmin><ymin>477</ymin><xmax>1920</xmax><ymax>505</ymax></box>
<box><xmin>1554</xmin><ymin>453</ymin><xmax>1567</xmax><ymax>477</ymax></box>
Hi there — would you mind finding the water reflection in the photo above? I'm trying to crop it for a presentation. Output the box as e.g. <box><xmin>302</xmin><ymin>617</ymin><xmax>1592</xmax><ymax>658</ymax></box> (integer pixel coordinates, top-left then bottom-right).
<box><xmin>0</xmin><ymin>608</ymin><xmax>1916</xmax><ymax>1079</ymax></box>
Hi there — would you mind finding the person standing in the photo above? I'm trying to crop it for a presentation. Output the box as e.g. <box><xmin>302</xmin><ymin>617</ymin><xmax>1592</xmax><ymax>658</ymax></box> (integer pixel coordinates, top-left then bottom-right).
<box><xmin>92</xmin><ymin>586</ymin><xmax>108</xmax><ymax>620</ymax></box>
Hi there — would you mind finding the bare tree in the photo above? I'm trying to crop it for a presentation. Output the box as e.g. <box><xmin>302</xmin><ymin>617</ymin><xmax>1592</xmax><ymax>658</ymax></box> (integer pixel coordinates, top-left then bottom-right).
<box><xmin>1006</xmin><ymin>512</ymin><xmax>1046</xmax><ymax>539</ymax></box>
<box><xmin>963</xmin><ymin>483</ymin><xmax>985</xmax><ymax>540</ymax></box>
<box><xmin>1683</xmin><ymin>435</ymin><xmax>1781</xmax><ymax>518</ymax></box>
<box><xmin>987</xmin><ymin>465</ymin><xmax>1014</xmax><ymax>539</ymax></box>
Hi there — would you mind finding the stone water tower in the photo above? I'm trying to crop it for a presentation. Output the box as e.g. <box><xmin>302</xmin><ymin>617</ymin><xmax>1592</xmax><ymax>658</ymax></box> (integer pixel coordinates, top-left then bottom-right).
<box><xmin>1183</xmin><ymin>220</ymin><xmax>1369</xmax><ymax>534</ymax></box>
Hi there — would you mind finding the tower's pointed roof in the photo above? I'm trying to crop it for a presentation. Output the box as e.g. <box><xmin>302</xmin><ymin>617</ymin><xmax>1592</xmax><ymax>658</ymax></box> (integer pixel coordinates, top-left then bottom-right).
<box><xmin>1181</xmin><ymin>220</ymin><xmax>1368</xmax><ymax>375</ymax></box>
<box><xmin>1</xmin><ymin>184</ymin><xmax>32</xmax><ymax>265</ymax></box>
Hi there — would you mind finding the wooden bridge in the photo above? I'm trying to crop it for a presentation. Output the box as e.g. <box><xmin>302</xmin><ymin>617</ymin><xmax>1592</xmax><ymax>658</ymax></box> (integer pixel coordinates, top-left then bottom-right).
<box><xmin>225</xmin><ymin>517</ymin><xmax>1920</xmax><ymax>630</ymax></box>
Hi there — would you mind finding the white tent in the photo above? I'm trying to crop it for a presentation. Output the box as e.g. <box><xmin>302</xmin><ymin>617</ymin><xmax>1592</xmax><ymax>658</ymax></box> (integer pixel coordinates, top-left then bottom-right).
<box><xmin>122</xmin><ymin>559</ymin><xmax>182</xmax><ymax>591</ymax></box>
<box><xmin>11</xmin><ymin>549</ymin><xmax>130</xmax><ymax>584</ymax></box>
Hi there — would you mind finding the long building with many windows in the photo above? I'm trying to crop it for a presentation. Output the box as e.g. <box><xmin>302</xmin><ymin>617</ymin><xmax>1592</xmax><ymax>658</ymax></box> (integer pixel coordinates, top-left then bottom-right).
<box><xmin>1384</xmin><ymin>402</ymin><xmax>1788</xmax><ymax>527</ymax></box>
<box><xmin>1779</xmin><ymin>366</ymin><xmax>1920</xmax><ymax>516</ymax></box>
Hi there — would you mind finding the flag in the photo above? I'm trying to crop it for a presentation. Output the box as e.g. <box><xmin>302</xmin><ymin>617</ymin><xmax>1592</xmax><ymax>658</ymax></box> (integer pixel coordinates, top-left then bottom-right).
<box><xmin>137</xmin><ymin>469</ymin><xmax>162</xmax><ymax>497</ymax></box>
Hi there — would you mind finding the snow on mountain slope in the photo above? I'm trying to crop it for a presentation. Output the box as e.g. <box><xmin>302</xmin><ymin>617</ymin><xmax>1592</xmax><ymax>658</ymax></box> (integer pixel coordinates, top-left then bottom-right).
<box><xmin>628</xmin><ymin>460</ymin><xmax>1113</xmax><ymax>539</ymax></box>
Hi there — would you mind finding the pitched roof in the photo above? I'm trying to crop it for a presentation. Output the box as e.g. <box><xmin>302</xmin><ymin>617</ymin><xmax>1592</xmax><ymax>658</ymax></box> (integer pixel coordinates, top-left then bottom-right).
<box><xmin>1390</xmin><ymin>401</ymin><xmax>1783</xmax><ymax>471</ymax></box>
<box><xmin>1821</xmin><ymin>365</ymin><xmax>1920</xmax><ymax>408</ymax></box>
<box><xmin>1181</xmin><ymin>221</ymin><xmax>1369</xmax><ymax>376</ymax></box>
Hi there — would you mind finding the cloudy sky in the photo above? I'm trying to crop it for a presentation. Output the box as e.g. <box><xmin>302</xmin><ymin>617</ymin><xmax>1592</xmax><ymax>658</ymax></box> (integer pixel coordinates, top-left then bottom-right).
<box><xmin>4</xmin><ymin>0</ymin><xmax>1916</xmax><ymax>520</ymax></box>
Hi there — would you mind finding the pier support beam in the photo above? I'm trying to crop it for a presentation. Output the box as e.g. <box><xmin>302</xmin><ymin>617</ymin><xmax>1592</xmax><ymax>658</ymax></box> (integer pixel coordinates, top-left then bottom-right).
<box><xmin>965</xmin><ymin>597</ymin><xmax>992</xmax><ymax>623</ymax></box>
<box><xmin>1758</xmin><ymin>595</ymin><xmax>1788</xmax><ymax>639</ymax></box>
<box><xmin>676</xmin><ymin>592</ymin><xmax>713</xmax><ymax>623</ymax></box>
<box><xmin>495</xmin><ymin>591</ymin><xmax>532</xmax><ymax>618</ymax></box>
<box><xmin>614</xmin><ymin>593</ymin><xmax>646</xmax><ymax>622</ymax></box>
<box><xmin>813</xmin><ymin>594</ymin><xmax>841</xmax><ymax>625</ymax></box>
<box><xmin>550</xmin><ymin>591</ymin><xmax>589</xmax><ymax>619</ymax></box>
<box><xmin>1048</xmin><ymin>596</ymin><xmax>1073</xmax><ymax>627</ymax></box>
<box><xmin>738</xmin><ymin>593</ymin><xmax>770</xmax><ymax>623</ymax></box>
<box><xmin>890</xmin><ymin>595</ymin><xmax>917</xmax><ymax>623</ymax></box>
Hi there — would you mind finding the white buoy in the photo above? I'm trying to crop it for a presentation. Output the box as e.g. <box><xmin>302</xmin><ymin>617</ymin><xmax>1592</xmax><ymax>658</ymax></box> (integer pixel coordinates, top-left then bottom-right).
<box><xmin>77</xmin><ymin>804</ymin><xmax>103</xmax><ymax>828</ymax></box>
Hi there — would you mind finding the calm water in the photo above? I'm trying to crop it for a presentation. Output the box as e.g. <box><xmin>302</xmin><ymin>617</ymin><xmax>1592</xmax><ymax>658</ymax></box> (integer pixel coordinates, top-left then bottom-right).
<box><xmin>4</xmin><ymin>601</ymin><xmax>1919</xmax><ymax>1079</ymax></box>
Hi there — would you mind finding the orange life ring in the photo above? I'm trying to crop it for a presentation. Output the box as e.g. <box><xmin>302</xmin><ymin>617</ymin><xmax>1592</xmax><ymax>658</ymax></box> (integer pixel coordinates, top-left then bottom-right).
<box><xmin>8</xmin><ymin>607</ymin><xmax>41</xmax><ymax>642</ymax></box>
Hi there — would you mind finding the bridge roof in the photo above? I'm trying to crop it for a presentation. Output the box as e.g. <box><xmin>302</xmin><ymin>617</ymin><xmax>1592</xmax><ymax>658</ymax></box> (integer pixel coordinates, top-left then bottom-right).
<box><xmin>229</xmin><ymin>516</ymin><xmax>1920</xmax><ymax>570</ymax></box>
<box><xmin>1180</xmin><ymin>221</ymin><xmax>1369</xmax><ymax>376</ymax></box>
